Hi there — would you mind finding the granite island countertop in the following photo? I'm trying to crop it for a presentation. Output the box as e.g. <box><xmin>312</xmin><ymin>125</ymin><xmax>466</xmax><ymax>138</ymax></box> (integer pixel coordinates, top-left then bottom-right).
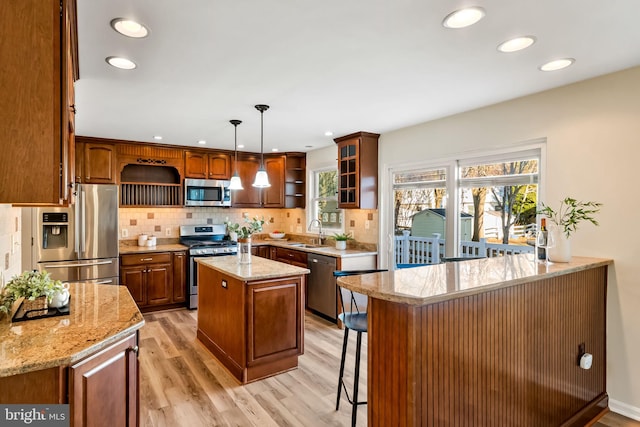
<box><xmin>0</xmin><ymin>283</ymin><xmax>144</xmax><ymax>377</ymax></box>
<box><xmin>197</xmin><ymin>256</ymin><xmax>309</xmax><ymax>281</ymax></box>
<box><xmin>337</xmin><ymin>255</ymin><xmax>612</xmax><ymax>305</ymax></box>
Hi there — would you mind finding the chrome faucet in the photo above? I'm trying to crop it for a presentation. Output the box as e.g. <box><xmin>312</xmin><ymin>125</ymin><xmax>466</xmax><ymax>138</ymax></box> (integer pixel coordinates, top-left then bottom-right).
<box><xmin>308</xmin><ymin>219</ymin><xmax>325</xmax><ymax>245</ymax></box>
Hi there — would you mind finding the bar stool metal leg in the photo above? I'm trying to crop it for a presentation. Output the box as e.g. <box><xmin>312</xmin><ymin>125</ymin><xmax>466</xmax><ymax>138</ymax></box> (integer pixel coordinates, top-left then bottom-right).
<box><xmin>352</xmin><ymin>330</ymin><xmax>364</xmax><ymax>427</ymax></box>
<box><xmin>336</xmin><ymin>327</ymin><xmax>350</xmax><ymax>410</ymax></box>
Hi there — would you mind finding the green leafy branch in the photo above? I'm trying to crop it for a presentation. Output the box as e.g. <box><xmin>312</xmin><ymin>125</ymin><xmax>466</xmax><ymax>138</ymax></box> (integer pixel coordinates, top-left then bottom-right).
<box><xmin>538</xmin><ymin>197</ymin><xmax>602</xmax><ymax>238</ymax></box>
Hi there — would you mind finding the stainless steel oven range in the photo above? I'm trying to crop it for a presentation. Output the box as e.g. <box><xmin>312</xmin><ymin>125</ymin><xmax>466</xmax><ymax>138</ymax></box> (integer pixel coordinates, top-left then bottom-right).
<box><xmin>179</xmin><ymin>224</ymin><xmax>237</xmax><ymax>309</ymax></box>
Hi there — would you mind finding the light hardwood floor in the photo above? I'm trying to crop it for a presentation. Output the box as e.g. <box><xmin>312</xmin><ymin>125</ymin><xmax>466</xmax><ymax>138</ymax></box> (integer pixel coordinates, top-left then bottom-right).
<box><xmin>139</xmin><ymin>309</ymin><xmax>639</xmax><ymax>427</ymax></box>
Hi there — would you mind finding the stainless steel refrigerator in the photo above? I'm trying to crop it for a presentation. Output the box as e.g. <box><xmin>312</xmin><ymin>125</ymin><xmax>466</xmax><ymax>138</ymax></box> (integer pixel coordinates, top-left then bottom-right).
<box><xmin>22</xmin><ymin>184</ymin><xmax>120</xmax><ymax>284</ymax></box>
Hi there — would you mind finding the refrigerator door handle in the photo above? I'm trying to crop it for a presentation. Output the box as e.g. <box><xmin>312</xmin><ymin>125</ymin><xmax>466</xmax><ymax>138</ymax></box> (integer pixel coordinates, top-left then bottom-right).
<box><xmin>94</xmin><ymin>279</ymin><xmax>115</xmax><ymax>285</ymax></box>
<box><xmin>74</xmin><ymin>190</ymin><xmax>81</xmax><ymax>254</ymax></box>
<box><xmin>79</xmin><ymin>188</ymin><xmax>86</xmax><ymax>253</ymax></box>
<box><xmin>43</xmin><ymin>260</ymin><xmax>114</xmax><ymax>269</ymax></box>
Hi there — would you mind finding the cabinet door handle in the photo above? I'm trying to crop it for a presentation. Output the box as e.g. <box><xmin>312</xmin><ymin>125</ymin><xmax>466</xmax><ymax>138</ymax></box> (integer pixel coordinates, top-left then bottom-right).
<box><xmin>127</xmin><ymin>345</ymin><xmax>139</xmax><ymax>355</ymax></box>
<box><xmin>141</xmin><ymin>257</ymin><xmax>153</xmax><ymax>261</ymax></box>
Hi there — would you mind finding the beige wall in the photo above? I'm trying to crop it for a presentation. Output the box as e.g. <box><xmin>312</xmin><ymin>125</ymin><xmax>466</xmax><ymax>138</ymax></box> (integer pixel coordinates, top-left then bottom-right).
<box><xmin>379</xmin><ymin>66</ymin><xmax>640</xmax><ymax>416</ymax></box>
<box><xmin>0</xmin><ymin>205</ymin><xmax>22</xmax><ymax>286</ymax></box>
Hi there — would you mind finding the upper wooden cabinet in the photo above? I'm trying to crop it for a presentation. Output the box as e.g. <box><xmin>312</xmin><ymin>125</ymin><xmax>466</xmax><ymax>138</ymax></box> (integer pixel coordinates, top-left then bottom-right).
<box><xmin>232</xmin><ymin>153</ymin><xmax>285</xmax><ymax>208</ymax></box>
<box><xmin>334</xmin><ymin>131</ymin><xmax>379</xmax><ymax>209</ymax></box>
<box><xmin>185</xmin><ymin>151</ymin><xmax>231</xmax><ymax>180</ymax></box>
<box><xmin>0</xmin><ymin>0</ymin><xmax>78</xmax><ymax>205</ymax></box>
<box><xmin>285</xmin><ymin>153</ymin><xmax>306</xmax><ymax>209</ymax></box>
<box><xmin>76</xmin><ymin>139</ymin><xmax>117</xmax><ymax>184</ymax></box>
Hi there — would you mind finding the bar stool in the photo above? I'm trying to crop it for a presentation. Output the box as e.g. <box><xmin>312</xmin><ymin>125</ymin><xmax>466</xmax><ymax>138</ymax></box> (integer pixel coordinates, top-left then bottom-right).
<box><xmin>333</xmin><ymin>269</ymin><xmax>388</xmax><ymax>427</ymax></box>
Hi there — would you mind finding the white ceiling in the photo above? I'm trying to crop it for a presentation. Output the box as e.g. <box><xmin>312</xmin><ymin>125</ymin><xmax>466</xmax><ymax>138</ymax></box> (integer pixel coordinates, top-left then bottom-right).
<box><xmin>75</xmin><ymin>0</ymin><xmax>640</xmax><ymax>154</ymax></box>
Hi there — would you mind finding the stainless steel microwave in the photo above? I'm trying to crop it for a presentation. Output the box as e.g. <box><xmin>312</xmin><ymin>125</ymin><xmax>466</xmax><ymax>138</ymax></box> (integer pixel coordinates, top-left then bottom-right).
<box><xmin>184</xmin><ymin>179</ymin><xmax>231</xmax><ymax>207</ymax></box>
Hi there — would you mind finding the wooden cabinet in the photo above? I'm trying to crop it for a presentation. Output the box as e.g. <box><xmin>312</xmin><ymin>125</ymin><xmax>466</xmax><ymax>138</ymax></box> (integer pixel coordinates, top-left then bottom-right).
<box><xmin>185</xmin><ymin>150</ymin><xmax>231</xmax><ymax>180</ymax></box>
<box><xmin>172</xmin><ymin>251</ymin><xmax>187</xmax><ymax>303</ymax></box>
<box><xmin>0</xmin><ymin>0</ymin><xmax>78</xmax><ymax>204</ymax></box>
<box><xmin>232</xmin><ymin>153</ymin><xmax>285</xmax><ymax>208</ymax></box>
<box><xmin>0</xmin><ymin>333</ymin><xmax>140</xmax><ymax>426</ymax></box>
<box><xmin>273</xmin><ymin>247</ymin><xmax>308</xmax><ymax>268</ymax></box>
<box><xmin>69</xmin><ymin>333</ymin><xmax>139</xmax><ymax>427</ymax></box>
<box><xmin>251</xmin><ymin>245</ymin><xmax>271</xmax><ymax>259</ymax></box>
<box><xmin>120</xmin><ymin>252</ymin><xmax>185</xmax><ymax>311</ymax></box>
<box><xmin>76</xmin><ymin>139</ymin><xmax>117</xmax><ymax>184</ymax></box>
<box><xmin>334</xmin><ymin>131</ymin><xmax>379</xmax><ymax>209</ymax></box>
<box><xmin>285</xmin><ymin>153</ymin><xmax>306</xmax><ymax>209</ymax></box>
<box><xmin>197</xmin><ymin>263</ymin><xmax>304</xmax><ymax>383</ymax></box>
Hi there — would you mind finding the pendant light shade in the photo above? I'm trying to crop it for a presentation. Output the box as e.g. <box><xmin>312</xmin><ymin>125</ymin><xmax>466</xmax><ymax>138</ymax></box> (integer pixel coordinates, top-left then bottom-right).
<box><xmin>229</xmin><ymin>119</ymin><xmax>243</xmax><ymax>190</ymax></box>
<box><xmin>252</xmin><ymin>104</ymin><xmax>271</xmax><ymax>188</ymax></box>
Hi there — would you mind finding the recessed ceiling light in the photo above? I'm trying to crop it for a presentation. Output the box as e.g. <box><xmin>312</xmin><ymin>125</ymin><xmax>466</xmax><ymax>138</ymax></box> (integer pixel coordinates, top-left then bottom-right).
<box><xmin>442</xmin><ymin>6</ymin><xmax>485</xmax><ymax>29</ymax></box>
<box><xmin>198</xmin><ymin>140</ymin><xmax>206</xmax><ymax>145</ymax></box>
<box><xmin>238</xmin><ymin>144</ymin><xmax>245</xmax><ymax>149</ymax></box>
<box><xmin>539</xmin><ymin>58</ymin><xmax>575</xmax><ymax>71</ymax></box>
<box><xmin>324</xmin><ymin>131</ymin><xmax>333</xmax><ymax>137</ymax></box>
<box><xmin>110</xmin><ymin>18</ymin><xmax>149</xmax><ymax>38</ymax></box>
<box><xmin>497</xmin><ymin>36</ymin><xmax>536</xmax><ymax>53</ymax></box>
<box><xmin>106</xmin><ymin>56</ymin><xmax>136</xmax><ymax>70</ymax></box>
<box><xmin>153</xmin><ymin>135</ymin><xmax>163</xmax><ymax>140</ymax></box>
<box><xmin>271</xmin><ymin>148</ymin><xmax>279</xmax><ymax>152</ymax></box>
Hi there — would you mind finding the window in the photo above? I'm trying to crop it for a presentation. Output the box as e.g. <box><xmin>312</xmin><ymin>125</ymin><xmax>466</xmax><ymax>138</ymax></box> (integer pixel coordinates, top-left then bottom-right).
<box><xmin>391</xmin><ymin>146</ymin><xmax>541</xmax><ymax>265</ymax></box>
<box><xmin>310</xmin><ymin>168</ymin><xmax>343</xmax><ymax>232</ymax></box>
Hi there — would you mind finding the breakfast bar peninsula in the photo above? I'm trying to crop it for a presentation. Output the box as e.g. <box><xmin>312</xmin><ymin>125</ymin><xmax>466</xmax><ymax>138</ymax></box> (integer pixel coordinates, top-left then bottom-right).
<box><xmin>196</xmin><ymin>256</ymin><xmax>309</xmax><ymax>384</ymax></box>
<box><xmin>337</xmin><ymin>255</ymin><xmax>612</xmax><ymax>427</ymax></box>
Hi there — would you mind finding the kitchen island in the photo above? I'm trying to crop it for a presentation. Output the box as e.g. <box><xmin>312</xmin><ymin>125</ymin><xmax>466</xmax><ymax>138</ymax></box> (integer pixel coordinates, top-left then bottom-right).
<box><xmin>196</xmin><ymin>256</ymin><xmax>309</xmax><ymax>384</ymax></box>
<box><xmin>0</xmin><ymin>282</ymin><xmax>144</xmax><ymax>425</ymax></box>
<box><xmin>337</xmin><ymin>255</ymin><xmax>612</xmax><ymax>427</ymax></box>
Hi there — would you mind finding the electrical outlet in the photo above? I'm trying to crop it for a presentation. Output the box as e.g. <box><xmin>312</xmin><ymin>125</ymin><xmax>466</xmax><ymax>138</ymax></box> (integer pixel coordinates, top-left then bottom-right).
<box><xmin>296</xmin><ymin>226</ymin><xmax>302</xmax><ymax>233</ymax></box>
<box><xmin>165</xmin><ymin>227</ymin><xmax>172</xmax><ymax>236</ymax></box>
<box><xmin>348</xmin><ymin>230</ymin><xmax>354</xmax><ymax>238</ymax></box>
<box><xmin>122</xmin><ymin>228</ymin><xmax>129</xmax><ymax>238</ymax></box>
<box><xmin>365</xmin><ymin>220</ymin><xmax>370</xmax><ymax>230</ymax></box>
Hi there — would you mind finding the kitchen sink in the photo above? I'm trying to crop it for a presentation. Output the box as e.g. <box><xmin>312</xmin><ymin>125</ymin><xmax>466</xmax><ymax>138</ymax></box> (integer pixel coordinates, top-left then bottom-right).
<box><xmin>287</xmin><ymin>242</ymin><xmax>325</xmax><ymax>248</ymax></box>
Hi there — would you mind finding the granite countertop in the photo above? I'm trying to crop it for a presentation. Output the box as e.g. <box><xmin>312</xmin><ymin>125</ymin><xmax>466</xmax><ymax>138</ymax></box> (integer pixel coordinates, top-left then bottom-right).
<box><xmin>0</xmin><ymin>283</ymin><xmax>144</xmax><ymax>377</ymax></box>
<box><xmin>253</xmin><ymin>239</ymin><xmax>377</xmax><ymax>259</ymax></box>
<box><xmin>119</xmin><ymin>243</ymin><xmax>188</xmax><ymax>254</ymax></box>
<box><xmin>336</xmin><ymin>255</ymin><xmax>613</xmax><ymax>306</ymax></box>
<box><xmin>197</xmin><ymin>256</ymin><xmax>310</xmax><ymax>281</ymax></box>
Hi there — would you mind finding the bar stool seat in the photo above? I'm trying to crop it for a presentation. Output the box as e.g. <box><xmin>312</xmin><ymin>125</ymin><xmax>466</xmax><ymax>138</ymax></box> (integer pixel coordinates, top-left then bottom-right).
<box><xmin>334</xmin><ymin>269</ymin><xmax>387</xmax><ymax>427</ymax></box>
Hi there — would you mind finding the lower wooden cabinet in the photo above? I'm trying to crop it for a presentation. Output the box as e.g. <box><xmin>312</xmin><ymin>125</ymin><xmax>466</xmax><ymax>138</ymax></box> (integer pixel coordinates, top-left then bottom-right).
<box><xmin>197</xmin><ymin>264</ymin><xmax>304</xmax><ymax>384</ymax></box>
<box><xmin>251</xmin><ymin>245</ymin><xmax>271</xmax><ymax>259</ymax></box>
<box><xmin>273</xmin><ymin>247</ymin><xmax>308</xmax><ymax>268</ymax></box>
<box><xmin>120</xmin><ymin>252</ymin><xmax>186</xmax><ymax>311</ymax></box>
<box><xmin>70</xmin><ymin>334</ymin><xmax>139</xmax><ymax>427</ymax></box>
<box><xmin>0</xmin><ymin>333</ymin><xmax>140</xmax><ymax>426</ymax></box>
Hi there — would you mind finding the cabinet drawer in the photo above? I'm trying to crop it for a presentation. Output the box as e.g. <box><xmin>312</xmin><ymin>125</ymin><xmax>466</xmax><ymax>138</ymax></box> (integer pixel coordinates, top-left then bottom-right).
<box><xmin>121</xmin><ymin>253</ymin><xmax>172</xmax><ymax>266</ymax></box>
<box><xmin>274</xmin><ymin>247</ymin><xmax>308</xmax><ymax>266</ymax></box>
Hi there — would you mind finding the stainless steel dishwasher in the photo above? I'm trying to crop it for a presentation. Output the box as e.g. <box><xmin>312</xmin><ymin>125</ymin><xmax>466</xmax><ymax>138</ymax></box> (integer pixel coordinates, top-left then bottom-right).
<box><xmin>307</xmin><ymin>253</ymin><xmax>337</xmax><ymax>321</ymax></box>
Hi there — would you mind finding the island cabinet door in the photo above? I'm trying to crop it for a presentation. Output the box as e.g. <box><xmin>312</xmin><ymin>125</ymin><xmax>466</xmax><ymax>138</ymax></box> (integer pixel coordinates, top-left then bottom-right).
<box><xmin>246</xmin><ymin>277</ymin><xmax>303</xmax><ymax>366</ymax></box>
<box><xmin>69</xmin><ymin>333</ymin><xmax>139</xmax><ymax>427</ymax></box>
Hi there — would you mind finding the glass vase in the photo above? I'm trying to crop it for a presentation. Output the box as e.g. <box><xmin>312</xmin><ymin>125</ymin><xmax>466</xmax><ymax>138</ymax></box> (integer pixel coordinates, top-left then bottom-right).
<box><xmin>238</xmin><ymin>237</ymin><xmax>252</xmax><ymax>264</ymax></box>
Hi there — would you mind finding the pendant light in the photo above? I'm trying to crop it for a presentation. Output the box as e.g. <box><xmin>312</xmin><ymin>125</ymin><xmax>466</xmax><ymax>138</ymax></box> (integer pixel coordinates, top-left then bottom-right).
<box><xmin>228</xmin><ymin>119</ymin><xmax>243</xmax><ymax>190</ymax></box>
<box><xmin>252</xmin><ymin>104</ymin><xmax>271</xmax><ymax>188</ymax></box>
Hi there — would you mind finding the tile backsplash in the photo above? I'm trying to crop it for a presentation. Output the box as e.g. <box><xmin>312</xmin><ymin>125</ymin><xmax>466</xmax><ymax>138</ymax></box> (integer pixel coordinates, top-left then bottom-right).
<box><xmin>119</xmin><ymin>207</ymin><xmax>305</xmax><ymax>240</ymax></box>
<box><xmin>0</xmin><ymin>204</ymin><xmax>22</xmax><ymax>287</ymax></box>
<box><xmin>119</xmin><ymin>207</ymin><xmax>378</xmax><ymax>244</ymax></box>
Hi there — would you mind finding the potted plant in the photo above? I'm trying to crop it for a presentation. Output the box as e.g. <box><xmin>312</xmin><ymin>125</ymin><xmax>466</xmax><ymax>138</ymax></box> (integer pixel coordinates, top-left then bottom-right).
<box><xmin>225</xmin><ymin>214</ymin><xmax>267</xmax><ymax>264</ymax></box>
<box><xmin>0</xmin><ymin>270</ymin><xmax>66</xmax><ymax>318</ymax></box>
<box><xmin>333</xmin><ymin>232</ymin><xmax>353</xmax><ymax>250</ymax></box>
<box><xmin>538</xmin><ymin>197</ymin><xmax>602</xmax><ymax>262</ymax></box>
